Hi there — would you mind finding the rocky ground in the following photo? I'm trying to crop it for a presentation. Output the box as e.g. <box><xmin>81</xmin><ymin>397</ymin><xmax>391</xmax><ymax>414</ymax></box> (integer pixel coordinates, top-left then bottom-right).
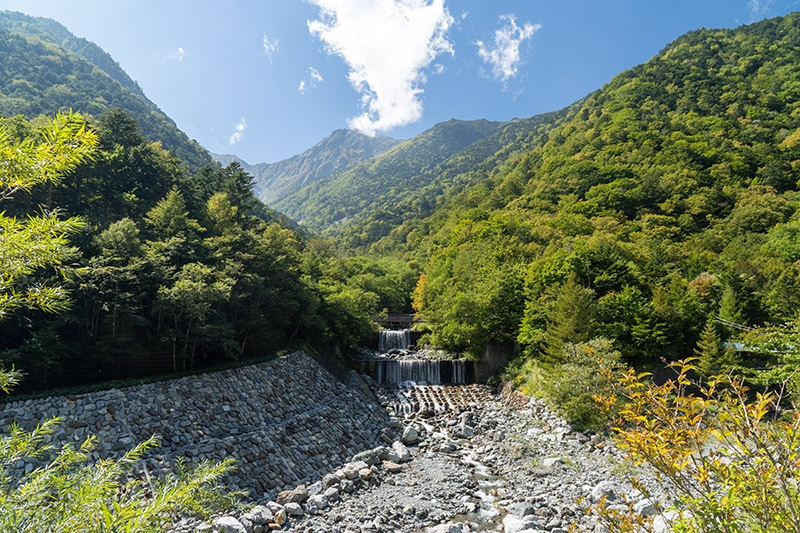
<box><xmin>197</xmin><ymin>382</ymin><xmax>675</xmax><ymax>533</ymax></box>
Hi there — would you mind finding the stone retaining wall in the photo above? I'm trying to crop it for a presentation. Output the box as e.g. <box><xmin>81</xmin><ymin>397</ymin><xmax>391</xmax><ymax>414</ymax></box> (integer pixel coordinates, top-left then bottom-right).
<box><xmin>0</xmin><ymin>351</ymin><xmax>389</xmax><ymax>500</ymax></box>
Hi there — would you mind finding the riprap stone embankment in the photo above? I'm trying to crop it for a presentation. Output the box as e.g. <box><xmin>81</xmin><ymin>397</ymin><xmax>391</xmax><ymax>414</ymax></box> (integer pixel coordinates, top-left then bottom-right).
<box><xmin>0</xmin><ymin>351</ymin><xmax>389</xmax><ymax>499</ymax></box>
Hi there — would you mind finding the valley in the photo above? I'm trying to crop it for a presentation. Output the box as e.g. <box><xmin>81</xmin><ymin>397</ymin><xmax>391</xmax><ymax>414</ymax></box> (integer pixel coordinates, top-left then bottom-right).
<box><xmin>1</xmin><ymin>5</ymin><xmax>800</xmax><ymax>532</ymax></box>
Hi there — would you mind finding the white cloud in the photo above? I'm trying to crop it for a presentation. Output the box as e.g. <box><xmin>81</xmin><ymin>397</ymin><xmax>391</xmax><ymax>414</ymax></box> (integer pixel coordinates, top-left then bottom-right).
<box><xmin>747</xmin><ymin>0</ymin><xmax>774</xmax><ymax>19</ymax></box>
<box><xmin>307</xmin><ymin>0</ymin><xmax>454</xmax><ymax>136</ymax></box>
<box><xmin>299</xmin><ymin>66</ymin><xmax>325</xmax><ymax>94</ymax></box>
<box><xmin>476</xmin><ymin>15</ymin><xmax>540</xmax><ymax>87</ymax></box>
<box><xmin>228</xmin><ymin>118</ymin><xmax>247</xmax><ymax>145</ymax></box>
<box><xmin>262</xmin><ymin>34</ymin><xmax>279</xmax><ymax>64</ymax></box>
<box><xmin>162</xmin><ymin>47</ymin><xmax>188</xmax><ymax>62</ymax></box>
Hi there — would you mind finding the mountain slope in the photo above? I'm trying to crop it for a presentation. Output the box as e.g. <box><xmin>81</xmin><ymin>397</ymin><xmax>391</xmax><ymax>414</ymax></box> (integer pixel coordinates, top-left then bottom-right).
<box><xmin>0</xmin><ymin>11</ymin><xmax>214</xmax><ymax>170</ymax></box>
<box><xmin>273</xmin><ymin>119</ymin><xmax>505</xmax><ymax>229</ymax></box>
<box><xmin>213</xmin><ymin>129</ymin><xmax>401</xmax><ymax>204</ymax></box>
<box><xmin>385</xmin><ymin>12</ymin><xmax>800</xmax><ymax>362</ymax></box>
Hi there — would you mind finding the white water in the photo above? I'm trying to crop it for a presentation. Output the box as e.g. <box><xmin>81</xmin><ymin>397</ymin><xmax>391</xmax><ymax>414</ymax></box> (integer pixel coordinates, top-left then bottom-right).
<box><xmin>378</xmin><ymin>329</ymin><xmax>411</xmax><ymax>351</ymax></box>
<box><xmin>374</xmin><ymin>359</ymin><xmax>467</xmax><ymax>385</ymax></box>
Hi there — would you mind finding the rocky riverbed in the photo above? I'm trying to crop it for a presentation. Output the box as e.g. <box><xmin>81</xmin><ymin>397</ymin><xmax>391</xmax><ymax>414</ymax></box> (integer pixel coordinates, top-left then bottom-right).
<box><xmin>199</xmin><ymin>381</ymin><xmax>674</xmax><ymax>533</ymax></box>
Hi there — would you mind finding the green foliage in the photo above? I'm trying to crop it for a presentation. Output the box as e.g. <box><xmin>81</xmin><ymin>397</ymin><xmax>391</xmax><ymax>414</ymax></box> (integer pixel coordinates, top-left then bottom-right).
<box><xmin>243</xmin><ymin>128</ymin><xmax>401</xmax><ymax>204</ymax></box>
<box><xmin>738</xmin><ymin>317</ymin><xmax>800</xmax><ymax>393</ymax></box>
<box><xmin>0</xmin><ymin>113</ymin><xmax>404</xmax><ymax>391</ymax></box>
<box><xmin>541</xmin><ymin>275</ymin><xmax>597</xmax><ymax>364</ymax></box>
<box><xmin>541</xmin><ymin>337</ymin><xmax>624</xmax><ymax>431</ymax></box>
<box><xmin>384</xmin><ymin>13</ymin><xmax>800</xmax><ymax>363</ymax></box>
<box><xmin>0</xmin><ymin>111</ymin><xmax>97</xmax><ymax>319</ymax></box>
<box><xmin>594</xmin><ymin>360</ymin><xmax>800</xmax><ymax>532</ymax></box>
<box><xmin>0</xmin><ymin>113</ymin><xmax>237</xmax><ymax>530</ymax></box>
<box><xmin>0</xmin><ymin>420</ymin><xmax>237</xmax><ymax>532</ymax></box>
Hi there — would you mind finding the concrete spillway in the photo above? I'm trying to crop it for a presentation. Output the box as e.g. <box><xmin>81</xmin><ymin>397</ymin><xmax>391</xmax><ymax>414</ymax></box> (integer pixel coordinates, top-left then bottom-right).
<box><xmin>378</xmin><ymin>329</ymin><xmax>411</xmax><ymax>351</ymax></box>
<box><xmin>373</xmin><ymin>358</ymin><xmax>467</xmax><ymax>385</ymax></box>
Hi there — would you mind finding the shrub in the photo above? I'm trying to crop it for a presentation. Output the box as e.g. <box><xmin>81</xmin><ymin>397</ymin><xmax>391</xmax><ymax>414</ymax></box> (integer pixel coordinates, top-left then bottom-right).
<box><xmin>592</xmin><ymin>360</ymin><xmax>800</xmax><ymax>532</ymax></box>
<box><xmin>542</xmin><ymin>337</ymin><xmax>624</xmax><ymax>431</ymax></box>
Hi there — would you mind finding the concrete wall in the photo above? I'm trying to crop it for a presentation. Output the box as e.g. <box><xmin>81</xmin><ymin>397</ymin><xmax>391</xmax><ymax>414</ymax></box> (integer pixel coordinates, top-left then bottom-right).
<box><xmin>0</xmin><ymin>352</ymin><xmax>389</xmax><ymax>500</ymax></box>
<box><xmin>472</xmin><ymin>341</ymin><xmax>518</xmax><ymax>382</ymax></box>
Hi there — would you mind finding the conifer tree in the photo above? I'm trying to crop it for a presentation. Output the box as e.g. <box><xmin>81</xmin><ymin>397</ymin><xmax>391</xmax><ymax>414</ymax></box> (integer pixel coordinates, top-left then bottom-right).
<box><xmin>543</xmin><ymin>275</ymin><xmax>596</xmax><ymax>364</ymax></box>
<box><xmin>695</xmin><ymin>319</ymin><xmax>722</xmax><ymax>378</ymax></box>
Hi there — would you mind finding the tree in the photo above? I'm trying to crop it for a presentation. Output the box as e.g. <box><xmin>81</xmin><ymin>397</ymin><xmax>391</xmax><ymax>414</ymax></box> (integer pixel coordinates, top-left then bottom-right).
<box><xmin>0</xmin><ymin>111</ymin><xmax>97</xmax><ymax>319</ymax></box>
<box><xmin>542</xmin><ymin>275</ymin><xmax>597</xmax><ymax>364</ymax></box>
<box><xmin>0</xmin><ymin>113</ymin><xmax>236</xmax><ymax>530</ymax></box>
<box><xmin>695</xmin><ymin>319</ymin><xmax>722</xmax><ymax>378</ymax></box>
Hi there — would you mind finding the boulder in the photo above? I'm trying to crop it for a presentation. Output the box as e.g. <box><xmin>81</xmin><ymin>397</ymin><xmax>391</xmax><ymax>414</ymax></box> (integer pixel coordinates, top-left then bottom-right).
<box><xmin>634</xmin><ymin>498</ymin><xmax>660</xmax><ymax>517</ymax></box>
<box><xmin>324</xmin><ymin>485</ymin><xmax>341</xmax><ymax>502</ymax></box>
<box><xmin>502</xmin><ymin>514</ymin><xmax>541</xmax><ymax>533</ymax></box>
<box><xmin>277</xmin><ymin>485</ymin><xmax>308</xmax><ymax>505</ymax></box>
<box><xmin>402</xmin><ymin>426</ymin><xmax>419</xmax><ymax>445</ymax></box>
<box><xmin>591</xmin><ymin>480</ymin><xmax>617</xmax><ymax>502</ymax></box>
<box><xmin>352</xmin><ymin>449</ymin><xmax>380</xmax><ymax>466</ymax></box>
<box><xmin>213</xmin><ymin>516</ymin><xmax>246</xmax><ymax>533</ymax></box>
<box><xmin>284</xmin><ymin>502</ymin><xmax>304</xmax><ymax>517</ymax></box>
<box><xmin>244</xmin><ymin>505</ymin><xmax>274</xmax><ymax>525</ymax></box>
<box><xmin>306</xmin><ymin>494</ymin><xmax>329</xmax><ymax>514</ymax></box>
<box><xmin>392</xmin><ymin>441</ymin><xmax>411</xmax><ymax>462</ymax></box>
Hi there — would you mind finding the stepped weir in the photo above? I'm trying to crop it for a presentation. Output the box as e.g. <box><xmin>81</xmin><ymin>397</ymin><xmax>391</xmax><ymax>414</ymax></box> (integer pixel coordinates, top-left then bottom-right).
<box><xmin>356</xmin><ymin>329</ymin><xmax>475</xmax><ymax>416</ymax></box>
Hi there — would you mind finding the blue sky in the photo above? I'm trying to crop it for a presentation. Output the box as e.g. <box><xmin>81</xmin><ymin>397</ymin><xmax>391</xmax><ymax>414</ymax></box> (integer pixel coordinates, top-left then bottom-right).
<box><xmin>2</xmin><ymin>0</ymin><xmax>798</xmax><ymax>163</ymax></box>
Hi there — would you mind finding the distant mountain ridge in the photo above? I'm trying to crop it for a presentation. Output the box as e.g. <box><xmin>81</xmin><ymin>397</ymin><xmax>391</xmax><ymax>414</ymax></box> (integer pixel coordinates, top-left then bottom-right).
<box><xmin>213</xmin><ymin>129</ymin><xmax>401</xmax><ymax>204</ymax></box>
<box><xmin>0</xmin><ymin>11</ymin><xmax>214</xmax><ymax>170</ymax></box>
<box><xmin>273</xmin><ymin>118</ymin><xmax>509</xmax><ymax>229</ymax></box>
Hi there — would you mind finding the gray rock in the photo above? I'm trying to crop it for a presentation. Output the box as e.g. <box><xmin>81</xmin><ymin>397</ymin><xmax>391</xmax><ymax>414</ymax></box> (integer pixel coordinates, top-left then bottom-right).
<box><xmin>324</xmin><ymin>485</ymin><xmax>341</xmax><ymax>502</ymax></box>
<box><xmin>277</xmin><ymin>485</ymin><xmax>309</xmax><ymax>505</ymax></box>
<box><xmin>502</xmin><ymin>514</ymin><xmax>540</xmax><ymax>533</ymax></box>
<box><xmin>507</xmin><ymin>502</ymin><xmax>536</xmax><ymax>518</ymax></box>
<box><xmin>212</xmin><ymin>516</ymin><xmax>246</xmax><ymax>533</ymax></box>
<box><xmin>402</xmin><ymin>426</ymin><xmax>419</xmax><ymax>444</ymax></box>
<box><xmin>323</xmin><ymin>473</ymin><xmax>341</xmax><ymax>488</ymax></box>
<box><xmin>352</xmin><ymin>449</ymin><xmax>380</xmax><ymax>466</ymax></box>
<box><xmin>265</xmin><ymin>501</ymin><xmax>283</xmax><ymax>514</ymax></box>
<box><xmin>634</xmin><ymin>498</ymin><xmax>660</xmax><ymax>517</ymax></box>
<box><xmin>542</xmin><ymin>457</ymin><xmax>564</xmax><ymax>468</ymax></box>
<box><xmin>306</xmin><ymin>494</ymin><xmax>329</xmax><ymax>514</ymax></box>
<box><xmin>591</xmin><ymin>480</ymin><xmax>617</xmax><ymax>502</ymax></box>
<box><xmin>307</xmin><ymin>480</ymin><xmax>324</xmax><ymax>497</ymax></box>
<box><xmin>244</xmin><ymin>505</ymin><xmax>274</xmax><ymax>525</ymax></box>
<box><xmin>392</xmin><ymin>440</ymin><xmax>411</xmax><ymax>462</ymax></box>
<box><xmin>284</xmin><ymin>502</ymin><xmax>304</xmax><ymax>516</ymax></box>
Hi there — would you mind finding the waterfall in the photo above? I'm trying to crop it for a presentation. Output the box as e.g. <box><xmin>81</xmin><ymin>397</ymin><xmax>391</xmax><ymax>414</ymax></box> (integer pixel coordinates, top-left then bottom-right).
<box><xmin>379</xmin><ymin>329</ymin><xmax>411</xmax><ymax>351</ymax></box>
<box><xmin>375</xmin><ymin>359</ymin><xmax>467</xmax><ymax>385</ymax></box>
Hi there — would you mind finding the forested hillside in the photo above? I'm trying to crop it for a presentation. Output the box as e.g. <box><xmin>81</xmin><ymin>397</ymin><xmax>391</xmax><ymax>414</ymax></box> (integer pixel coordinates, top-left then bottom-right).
<box><xmin>0</xmin><ymin>111</ymin><xmax>413</xmax><ymax>392</ymax></box>
<box><xmin>274</xmin><ymin>118</ymin><xmax>506</xmax><ymax>229</ymax></box>
<box><xmin>214</xmin><ymin>129</ymin><xmax>401</xmax><ymax>204</ymax></box>
<box><xmin>393</xmin><ymin>13</ymin><xmax>800</xmax><ymax>369</ymax></box>
<box><xmin>0</xmin><ymin>11</ymin><xmax>214</xmax><ymax>170</ymax></box>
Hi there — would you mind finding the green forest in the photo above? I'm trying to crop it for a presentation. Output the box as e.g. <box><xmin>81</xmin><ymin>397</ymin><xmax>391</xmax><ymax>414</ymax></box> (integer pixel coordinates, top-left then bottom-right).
<box><xmin>0</xmin><ymin>109</ymin><xmax>413</xmax><ymax>392</ymax></box>
<box><xmin>379</xmin><ymin>13</ymin><xmax>800</xmax><ymax>373</ymax></box>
